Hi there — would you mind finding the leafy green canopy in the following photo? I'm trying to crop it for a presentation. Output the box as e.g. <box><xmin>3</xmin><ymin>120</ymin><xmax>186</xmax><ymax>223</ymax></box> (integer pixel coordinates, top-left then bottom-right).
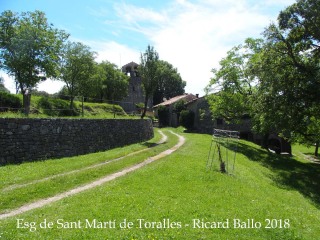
<box><xmin>0</xmin><ymin>10</ymin><xmax>69</xmax><ymax>114</ymax></box>
<box><xmin>58</xmin><ymin>41</ymin><xmax>96</xmax><ymax>108</ymax></box>
<box><xmin>139</xmin><ymin>45</ymin><xmax>159</xmax><ymax>119</ymax></box>
<box><xmin>206</xmin><ymin>0</ymin><xmax>320</xmax><ymax>155</ymax></box>
<box><xmin>253</xmin><ymin>0</ymin><xmax>320</xmax><ymax>154</ymax></box>
<box><xmin>206</xmin><ymin>38</ymin><xmax>263</xmax><ymax>124</ymax></box>
<box><xmin>92</xmin><ymin>61</ymin><xmax>129</xmax><ymax>102</ymax></box>
<box><xmin>153</xmin><ymin>60</ymin><xmax>186</xmax><ymax>106</ymax></box>
<box><xmin>0</xmin><ymin>10</ymin><xmax>68</xmax><ymax>93</ymax></box>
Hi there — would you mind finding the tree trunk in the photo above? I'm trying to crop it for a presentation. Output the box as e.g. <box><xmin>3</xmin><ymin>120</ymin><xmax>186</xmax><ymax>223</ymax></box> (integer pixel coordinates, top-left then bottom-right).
<box><xmin>261</xmin><ymin>133</ymin><xmax>270</xmax><ymax>151</ymax></box>
<box><xmin>315</xmin><ymin>141</ymin><xmax>319</xmax><ymax>157</ymax></box>
<box><xmin>69</xmin><ymin>96</ymin><xmax>74</xmax><ymax>110</ymax></box>
<box><xmin>23</xmin><ymin>92</ymin><xmax>31</xmax><ymax>116</ymax></box>
<box><xmin>141</xmin><ymin>94</ymin><xmax>149</xmax><ymax>119</ymax></box>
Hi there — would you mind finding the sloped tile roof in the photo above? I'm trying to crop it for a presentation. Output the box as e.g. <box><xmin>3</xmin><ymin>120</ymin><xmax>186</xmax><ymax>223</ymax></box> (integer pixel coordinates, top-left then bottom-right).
<box><xmin>153</xmin><ymin>94</ymin><xmax>198</xmax><ymax>108</ymax></box>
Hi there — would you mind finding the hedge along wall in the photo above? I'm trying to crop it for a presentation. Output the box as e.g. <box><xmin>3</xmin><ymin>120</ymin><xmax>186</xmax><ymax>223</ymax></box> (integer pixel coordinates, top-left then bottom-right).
<box><xmin>0</xmin><ymin>118</ymin><xmax>154</xmax><ymax>165</ymax></box>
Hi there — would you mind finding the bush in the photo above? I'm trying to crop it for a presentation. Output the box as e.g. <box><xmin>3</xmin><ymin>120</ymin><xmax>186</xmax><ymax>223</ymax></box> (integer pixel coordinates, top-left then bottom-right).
<box><xmin>37</xmin><ymin>97</ymin><xmax>79</xmax><ymax>116</ymax></box>
<box><xmin>179</xmin><ymin>110</ymin><xmax>195</xmax><ymax>129</ymax></box>
<box><xmin>135</xmin><ymin>102</ymin><xmax>145</xmax><ymax>113</ymax></box>
<box><xmin>0</xmin><ymin>92</ymin><xmax>22</xmax><ymax>112</ymax></box>
<box><xmin>157</xmin><ymin>105</ymin><xmax>169</xmax><ymax>127</ymax></box>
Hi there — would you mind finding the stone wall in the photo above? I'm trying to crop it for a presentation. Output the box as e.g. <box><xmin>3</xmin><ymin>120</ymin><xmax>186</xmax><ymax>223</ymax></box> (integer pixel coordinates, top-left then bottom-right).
<box><xmin>187</xmin><ymin>97</ymin><xmax>214</xmax><ymax>134</ymax></box>
<box><xmin>0</xmin><ymin>118</ymin><xmax>153</xmax><ymax>165</ymax></box>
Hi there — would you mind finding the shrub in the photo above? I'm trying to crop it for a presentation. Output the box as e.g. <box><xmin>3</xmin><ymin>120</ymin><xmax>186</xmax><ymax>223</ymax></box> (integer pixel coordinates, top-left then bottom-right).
<box><xmin>0</xmin><ymin>92</ymin><xmax>22</xmax><ymax>112</ymax></box>
<box><xmin>135</xmin><ymin>102</ymin><xmax>145</xmax><ymax>113</ymax></box>
<box><xmin>179</xmin><ymin>110</ymin><xmax>195</xmax><ymax>129</ymax></box>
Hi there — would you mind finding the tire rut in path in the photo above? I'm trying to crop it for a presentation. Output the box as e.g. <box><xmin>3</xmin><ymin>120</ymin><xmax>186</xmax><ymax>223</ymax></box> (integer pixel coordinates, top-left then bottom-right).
<box><xmin>3</xmin><ymin>130</ymin><xmax>168</xmax><ymax>192</ymax></box>
<box><xmin>0</xmin><ymin>131</ymin><xmax>185</xmax><ymax>220</ymax></box>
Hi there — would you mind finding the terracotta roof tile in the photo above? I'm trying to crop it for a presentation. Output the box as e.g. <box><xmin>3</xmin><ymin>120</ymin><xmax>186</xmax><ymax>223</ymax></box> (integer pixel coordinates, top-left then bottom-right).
<box><xmin>153</xmin><ymin>94</ymin><xmax>198</xmax><ymax>108</ymax></box>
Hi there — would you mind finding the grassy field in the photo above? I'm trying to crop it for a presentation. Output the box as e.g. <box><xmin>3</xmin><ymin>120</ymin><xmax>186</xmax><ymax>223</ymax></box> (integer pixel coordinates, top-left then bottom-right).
<box><xmin>0</xmin><ymin>128</ymin><xmax>319</xmax><ymax>239</ymax></box>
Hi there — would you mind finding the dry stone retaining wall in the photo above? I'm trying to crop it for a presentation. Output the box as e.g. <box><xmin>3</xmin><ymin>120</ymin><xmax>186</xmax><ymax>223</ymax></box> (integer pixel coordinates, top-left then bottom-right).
<box><xmin>0</xmin><ymin>118</ymin><xmax>153</xmax><ymax>165</ymax></box>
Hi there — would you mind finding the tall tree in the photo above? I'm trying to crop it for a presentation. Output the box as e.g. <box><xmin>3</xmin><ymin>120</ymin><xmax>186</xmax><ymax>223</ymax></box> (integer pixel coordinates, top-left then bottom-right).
<box><xmin>58</xmin><ymin>41</ymin><xmax>95</xmax><ymax>109</ymax></box>
<box><xmin>205</xmin><ymin>38</ymin><xmax>263</xmax><ymax>123</ymax></box>
<box><xmin>205</xmin><ymin>0</ymin><xmax>320</xmax><ymax>156</ymax></box>
<box><xmin>94</xmin><ymin>61</ymin><xmax>129</xmax><ymax>103</ymax></box>
<box><xmin>252</xmin><ymin>0</ymin><xmax>320</xmax><ymax>155</ymax></box>
<box><xmin>153</xmin><ymin>60</ymin><xmax>186</xmax><ymax>105</ymax></box>
<box><xmin>139</xmin><ymin>45</ymin><xmax>159</xmax><ymax>119</ymax></box>
<box><xmin>0</xmin><ymin>10</ymin><xmax>68</xmax><ymax>114</ymax></box>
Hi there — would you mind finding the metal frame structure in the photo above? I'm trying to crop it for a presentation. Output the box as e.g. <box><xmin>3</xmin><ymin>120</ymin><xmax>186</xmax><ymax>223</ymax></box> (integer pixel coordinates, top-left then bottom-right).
<box><xmin>207</xmin><ymin>129</ymin><xmax>240</xmax><ymax>174</ymax></box>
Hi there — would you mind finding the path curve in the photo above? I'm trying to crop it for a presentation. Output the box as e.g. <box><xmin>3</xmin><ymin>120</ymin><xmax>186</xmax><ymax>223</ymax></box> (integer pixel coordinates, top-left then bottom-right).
<box><xmin>3</xmin><ymin>130</ymin><xmax>168</xmax><ymax>192</ymax></box>
<box><xmin>0</xmin><ymin>130</ymin><xmax>185</xmax><ymax>220</ymax></box>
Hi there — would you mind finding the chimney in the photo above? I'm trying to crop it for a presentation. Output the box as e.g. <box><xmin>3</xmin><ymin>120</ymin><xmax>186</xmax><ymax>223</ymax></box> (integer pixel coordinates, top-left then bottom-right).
<box><xmin>196</xmin><ymin>94</ymin><xmax>199</xmax><ymax>98</ymax></box>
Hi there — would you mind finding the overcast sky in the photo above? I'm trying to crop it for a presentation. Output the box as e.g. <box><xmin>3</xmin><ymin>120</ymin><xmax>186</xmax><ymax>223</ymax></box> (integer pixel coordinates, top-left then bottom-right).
<box><xmin>0</xmin><ymin>0</ymin><xmax>296</xmax><ymax>96</ymax></box>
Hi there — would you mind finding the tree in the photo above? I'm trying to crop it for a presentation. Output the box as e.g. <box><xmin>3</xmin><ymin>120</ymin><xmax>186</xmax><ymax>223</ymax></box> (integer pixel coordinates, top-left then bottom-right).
<box><xmin>0</xmin><ymin>10</ymin><xmax>69</xmax><ymax>114</ymax></box>
<box><xmin>252</xmin><ymin>0</ymin><xmax>320</xmax><ymax>155</ymax></box>
<box><xmin>153</xmin><ymin>60</ymin><xmax>186</xmax><ymax>105</ymax></box>
<box><xmin>94</xmin><ymin>61</ymin><xmax>129</xmax><ymax>103</ymax></box>
<box><xmin>173</xmin><ymin>99</ymin><xmax>186</xmax><ymax>125</ymax></box>
<box><xmin>205</xmin><ymin>0</ymin><xmax>320</xmax><ymax>156</ymax></box>
<box><xmin>58</xmin><ymin>41</ymin><xmax>95</xmax><ymax>109</ymax></box>
<box><xmin>139</xmin><ymin>45</ymin><xmax>159</xmax><ymax>119</ymax></box>
<box><xmin>205</xmin><ymin>38</ymin><xmax>263</xmax><ymax>123</ymax></box>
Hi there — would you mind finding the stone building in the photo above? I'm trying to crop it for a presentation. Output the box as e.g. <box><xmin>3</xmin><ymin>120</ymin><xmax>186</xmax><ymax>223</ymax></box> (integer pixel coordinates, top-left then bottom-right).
<box><xmin>119</xmin><ymin>61</ymin><xmax>152</xmax><ymax>113</ymax></box>
<box><xmin>186</xmin><ymin>96</ymin><xmax>291</xmax><ymax>155</ymax></box>
<box><xmin>185</xmin><ymin>96</ymin><xmax>214</xmax><ymax>134</ymax></box>
<box><xmin>153</xmin><ymin>93</ymin><xmax>198</xmax><ymax>127</ymax></box>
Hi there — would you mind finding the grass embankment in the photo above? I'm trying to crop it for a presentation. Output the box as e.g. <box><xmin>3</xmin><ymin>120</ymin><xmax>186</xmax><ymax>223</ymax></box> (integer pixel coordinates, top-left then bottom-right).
<box><xmin>1</xmin><ymin>129</ymin><xmax>319</xmax><ymax>239</ymax></box>
<box><xmin>0</xmin><ymin>130</ymin><xmax>177</xmax><ymax>213</ymax></box>
<box><xmin>0</xmin><ymin>94</ymin><xmax>136</xmax><ymax>119</ymax></box>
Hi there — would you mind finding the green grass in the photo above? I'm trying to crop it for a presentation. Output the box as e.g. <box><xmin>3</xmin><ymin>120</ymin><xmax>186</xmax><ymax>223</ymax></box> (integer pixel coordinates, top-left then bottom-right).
<box><xmin>0</xmin><ymin>94</ymin><xmax>138</xmax><ymax>119</ymax></box>
<box><xmin>0</xmin><ymin>129</ymin><xmax>319</xmax><ymax>239</ymax></box>
<box><xmin>292</xmin><ymin>144</ymin><xmax>319</xmax><ymax>162</ymax></box>
<box><xmin>0</xmin><ymin>130</ymin><xmax>177</xmax><ymax>212</ymax></box>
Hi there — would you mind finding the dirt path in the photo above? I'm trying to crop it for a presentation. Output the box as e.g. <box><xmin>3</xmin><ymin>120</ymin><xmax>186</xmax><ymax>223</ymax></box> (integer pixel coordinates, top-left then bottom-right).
<box><xmin>3</xmin><ymin>130</ymin><xmax>168</xmax><ymax>192</ymax></box>
<box><xmin>298</xmin><ymin>151</ymin><xmax>320</xmax><ymax>164</ymax></box>
<box><xmin>0</xmin><ymin>131</ymin><xmax>185</xmax><ymax>220</ymax></box>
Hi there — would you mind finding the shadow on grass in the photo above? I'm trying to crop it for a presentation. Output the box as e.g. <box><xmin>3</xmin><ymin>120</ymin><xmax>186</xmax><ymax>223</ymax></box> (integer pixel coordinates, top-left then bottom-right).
<box><xmin>139</xmin><ymin>142</ymin><xmax>160</xmax><ymax>148</ymax></box>
<box><xmin>139</xmin><ymin>140</ymin><xmax>167</xmax><ymax>148</ymax></box>
<box><xmin>225</xmin><ymin>141</ymin><xmax>320</xmax><ymax>208</ymax></box>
